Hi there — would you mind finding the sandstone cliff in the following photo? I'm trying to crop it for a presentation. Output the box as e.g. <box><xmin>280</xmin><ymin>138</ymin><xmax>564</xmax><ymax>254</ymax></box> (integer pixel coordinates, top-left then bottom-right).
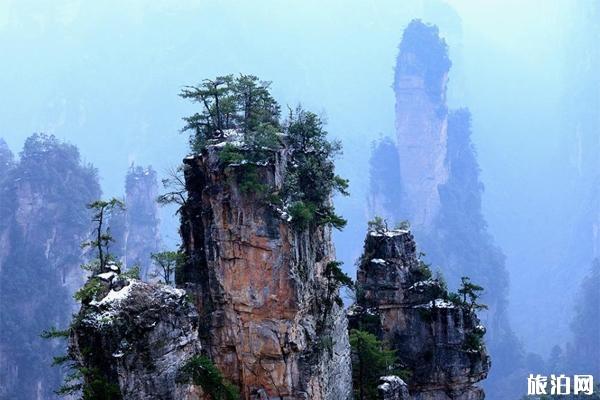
<box><xmin>178</xmin><ymin>136</ymin><xmax>352</xmax><ymax>399</ymax></box>
<box><xmin>350</xmin><ymin>227</ymin><xmax>490</xmax><ymax>400</ymax></box>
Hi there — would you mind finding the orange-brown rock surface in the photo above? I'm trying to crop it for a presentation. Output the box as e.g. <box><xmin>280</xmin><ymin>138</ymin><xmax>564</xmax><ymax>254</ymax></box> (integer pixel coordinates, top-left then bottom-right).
<box><xmin>179</xmin><ymin>141</ymin><xmax>352</xmax><ymax>399</ymax></box>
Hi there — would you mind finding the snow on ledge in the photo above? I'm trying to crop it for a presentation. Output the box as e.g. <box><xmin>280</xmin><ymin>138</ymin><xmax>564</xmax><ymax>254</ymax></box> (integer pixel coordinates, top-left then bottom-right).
<box><xmin>408</xmin><ymin>279</ymin><xmax>438</xmax><ymax>290</ymax></box>
<box><xmin>369</xmin><ymin>229</ymin><xmax>409</xmax><ymax>238</ymax></box>
<box><xmin>431</xmin><ymin>298</ymin><xmax>455</xmax><ymax>308</ymax></box>
<box><xmin>414</xmin><ymin>298</ymin><xmax>457</xmax><ymax>309</ymax></box>
<box><xmin>90</xmin><ymin>280</ymin><xmax>138</xmax><ymax>307</ymax></box>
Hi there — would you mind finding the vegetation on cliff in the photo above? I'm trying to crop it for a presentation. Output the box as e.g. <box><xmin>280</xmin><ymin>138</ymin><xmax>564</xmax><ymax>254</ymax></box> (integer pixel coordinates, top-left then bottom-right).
<box><xmin>44</xmin><ymin>197</ymin><xmax>126</xmax><ymax>399</ymax></box>
<box><xmin>177</xmin><ymin>355</ymin><xmax>239</xmax><ymax>400</ymax></box>
<box><xmin>180</xmin><ymin>74</ymin><xmax>349</xmax><ymax>231</ymax></box>
<box><xmin>349</xmin><ymin>329</ymin><xmax>401</xmax><ymax>400</ymax></box>
<box><xmin>351</xmin><ymin>221</ymin><xmax>490</xmax><ymax>399</ymax></box>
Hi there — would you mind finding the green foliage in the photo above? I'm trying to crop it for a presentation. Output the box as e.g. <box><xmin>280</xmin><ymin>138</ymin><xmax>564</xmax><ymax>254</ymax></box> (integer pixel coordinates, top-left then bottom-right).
<box><xmin>288</xmin><ymin>201</ymin><xmax>316</xmax><ymax>229</ymax></box>
<box><xmin>325</xmin><ymin>261</ymin><xmax>354</xmax><ymax>288</ymax></box>
<box><xmin>181</xmin><ymin>75</ymin><xmax>349</xmax><ymax>230</ymax></box>
<box><xmin>55</xmin><ymin>370</ymin><xmax>83</xmax><ymax>397</ymax></box>
<box><xmin>318</xmin><ymin>209</ymin><xmax>348</xmax><ymax>230</ymax></box>
<box><xmin>350</xmin><ymin>329</ymin><xmax>398</xmax><ymax>400</ymax></box>
<box><xmin>397</xmin><ymin>20</ymin><xmax>451</xmax><ymax>102</ymax></box>
<box><xmin>157</xmin><ymin>166</ymin><xmax>188</xmax><ymax>213</ymax></box>
<box><xmin>44</xmin><ymin>196</ymin><xmax>129</xmax><ymax>398</ymax></box>
<box><xmin>55</xmin><ymin>367</ymin><xmax>120</xmax><ymax>400</ymax></box>
<box><xmin>73</xmin><ymin>278</ymin><xmax>105</xmax><ymax>304</ymax></box>
<box><xmin>333</xmin><ymin>175</ymin><xmax>350</xmax><ymax>196</ymax></box>
<box><xmin>367</xmin><ymin>216</ymin><xmax>388</xmax><ymax>233</ymax></box>
<box><xmin>218</xmin><ymin>132</ymin><xmax>276</xmax><ymax>196</ymax></box>
<box><xmin>151</xmin><ymin>251</ymin><xmax>185</xmax><ymax>285</ymax></box>
<box><xmin>324</xmin><ymin>260</ymin><xmax>354</xmax><ymax>308</ymax></box>
<box><xmin>179</xmin><ymin>74</ymin><xmax>279</xmax><ymax>151</ymax></box>
<box><xmin>40</xmin><ymin>327</ymin><xmax>70</xmax><ymax>340</ymax></box>
<box><xmin>83</xmin><ymin>198</ymin><xmax>125</xmax><ymax>274</ymax></box>
<box><xmin>446</xmin><ymin>291</ymin><xmax>463</xmax><ymax>305</ymax></box>
<box><xmin>218</xmin><ymin>143</ymin><xmax>245</xmax><ymax>164</ymax></box>
<box><xmin>458</xmin><ymin>276</ymin><xmax>488</xmax><ymax>311</ymax></box>
<box><xmin>121</xmin><ymin>265</ymin><xmax>140</xmax><ymax>280</ymax></box>
<box><xmin>282</xmin><ymin>107</ymin><xmax>348</xmax><ymax>230</ymax></box>
<box><xmin>43</xmin><ymin>344</ymin><xmax>121</xmax><ymax>399</ymax></box>
<box><xmin>433</xmin><ymin>270</ymin><xmax>448</xmax><ymax>292</ymax></box>
<box><xmin>236</xmin><ymin>164</ymin><xmax>268</xmax><ymax>195</ymax></box>
<box><xmin>51</xmin><ymin>354</ymin><xmax>72</xmax><ymax>367</ymax></box>
<box><xmin>415</xmin><ymin>260</ymin><xmax>433</xmax><ymax>281</ymax></box>
<box><xmin>464</xmin><ymin>331</ymin><xmax>484</xmax><ymax>352</ymax></box>
<box><xmin>79</xmin><ymin>368</ymin><xmax>121</xmax><ymax>400</ymax></box>
<box><xmin>397</xmin><ymin>368</ymin><xmax>413</xmax><ymax>383</ymax></box>
<box><xmin>177</xmin><ymin>355</ymin><xmax>239</xmax><ymax>400</ymax></box>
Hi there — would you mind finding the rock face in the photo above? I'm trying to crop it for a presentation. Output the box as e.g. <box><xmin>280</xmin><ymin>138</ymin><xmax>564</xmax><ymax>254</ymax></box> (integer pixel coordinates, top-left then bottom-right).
<box><xmin>71</xmin><ymin>277</ymin><xmax>203</xmax><ymax>400</ymax></box>
<box><xmin>394</xmin><ymin>20</ymin><xmax>451</xmax><ymax>230</ymax></box>
<box><xmin>351</xmin><ymin>228</ymin><xmax>490</xmax><ymax>400</ymax></box>
<box><xmin>178</xmin><ymin>142</ymin><xmax>352</xmax><ymax>399</ymax></box>
<box><xmin>111</xmin><ymin>165</ymin><xmax>161</xmax><ymax>280</ymax></box>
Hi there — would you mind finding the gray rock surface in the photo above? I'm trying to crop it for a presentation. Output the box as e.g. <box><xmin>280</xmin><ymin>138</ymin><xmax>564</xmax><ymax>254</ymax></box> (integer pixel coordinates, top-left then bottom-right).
<box><xmin>352</xmin><ymin>228</ymin><xmax>490</xmax><ymax>400</ymax></box>
<box><xmin>71</xmin><ymin>279</ymin><xmax>202</xmax><ymax>400</ymax></box>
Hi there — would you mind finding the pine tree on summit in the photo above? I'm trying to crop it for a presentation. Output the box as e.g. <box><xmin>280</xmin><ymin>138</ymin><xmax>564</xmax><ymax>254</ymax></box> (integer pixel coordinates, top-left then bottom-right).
<box><xmin>180</xmin><ymin>74</ymin><xmax>349</xmax><ymax>232</ymax></box>
<box><xmin>179</xmin><ymin>74</ymin><xmax>280</xmax><ymax>151</ymax></box>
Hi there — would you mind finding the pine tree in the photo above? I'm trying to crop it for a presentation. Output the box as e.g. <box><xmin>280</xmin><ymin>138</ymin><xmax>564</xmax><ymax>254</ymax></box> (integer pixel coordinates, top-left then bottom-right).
<box><xmin>151</xmin><ymin>251</ymin><xmax>184</xmax><ymax>285</ymax></box>
<box><xmin>82</xmin><ymin>198</ymin><xmax>125</xmax><ymax>274</ymax></box>
<box><xmin>458</xmin><ymin>276</ymin><xmax>488</xmax><ymax>311</ymax></box>
<box><xmin>350</xmin><ymin>329</ymin><xmax>397</xmax><ymax>400</ymax></box>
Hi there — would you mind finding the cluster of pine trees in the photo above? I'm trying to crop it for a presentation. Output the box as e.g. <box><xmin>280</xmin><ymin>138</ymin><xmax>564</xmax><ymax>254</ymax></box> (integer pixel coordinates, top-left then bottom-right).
<box><xmin>180</xmin><ymin>74</ymin><xmax>349</xmax><ymax>231</ymax></box>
